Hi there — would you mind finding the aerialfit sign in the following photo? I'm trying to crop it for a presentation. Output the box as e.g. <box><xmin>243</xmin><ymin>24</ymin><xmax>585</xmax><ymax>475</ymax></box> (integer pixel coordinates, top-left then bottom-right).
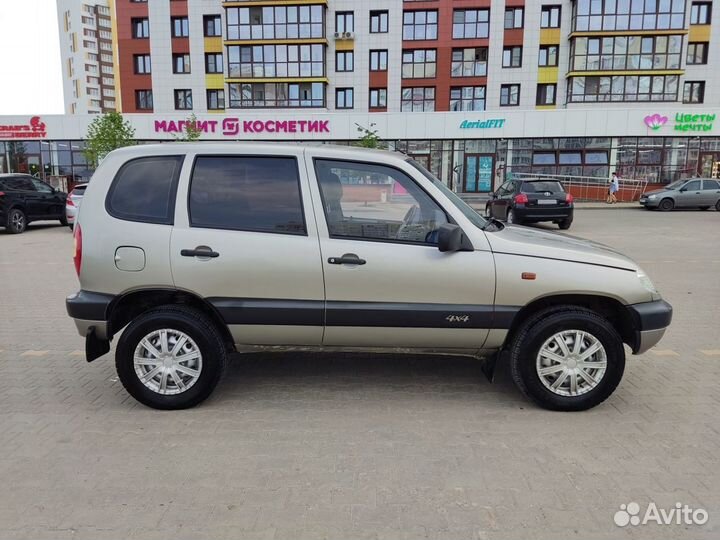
<box><xmin>459</xmin><ymin>118</ymin><xmax>506</xmax><ymax>129</ymax></box>
<box><xmin>0</xmin><ymin>116</ymin><xmax>47</xmax><ymax>139</ymax></box>
<box><xmin>154</xmin><ymin>117</ymin><xmax>330</xmax><ymax>136</ymax></box>
<box><xmin>644</xmin><ymin>112</ymin><xmax>716</xmax><ymax>132</ymax></box>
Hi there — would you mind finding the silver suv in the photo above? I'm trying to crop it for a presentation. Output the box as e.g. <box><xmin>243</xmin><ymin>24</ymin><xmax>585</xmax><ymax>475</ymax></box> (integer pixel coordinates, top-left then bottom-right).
<box><xmin>66</xmin><ymin>144</ymin><xmax>672</xmax><ymax>411</ymax></box>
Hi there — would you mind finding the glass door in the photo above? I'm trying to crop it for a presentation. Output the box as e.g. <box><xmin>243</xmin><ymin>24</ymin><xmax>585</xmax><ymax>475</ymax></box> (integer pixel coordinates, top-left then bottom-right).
<box><xmin>698</xmin><ymin>152</ymin><xmax>719</xmax><ymax>177</ymax></box>
<box><xmin>464</xmin><ymin>154</ymin><xmax>494</xmax><ymax>192</ymax></box>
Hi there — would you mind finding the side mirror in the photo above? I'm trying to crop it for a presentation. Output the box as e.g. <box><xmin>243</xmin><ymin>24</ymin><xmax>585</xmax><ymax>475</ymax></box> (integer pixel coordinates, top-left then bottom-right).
<box><xmin>488</xmin><ymin>191</ymin><xmax>496</xmax><ymax>198</ymax></box>
<box><xmin>438</xmin><ymin>223</ymin><xmax>463</xmax><ymax>252</ymax></box>
<box><xmin>679</xmin><ymin>188</ymin><xmax>687</xmax><ymax>192</ymax></box>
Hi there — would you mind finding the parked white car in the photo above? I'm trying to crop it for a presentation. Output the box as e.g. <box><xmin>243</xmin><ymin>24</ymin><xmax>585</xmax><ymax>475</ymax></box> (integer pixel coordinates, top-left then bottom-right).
<box><xmin>65</xmin><ymin>183</ymin><xmax>88</xmax><ymax>230</ymax></box>
<box><xmin>66</xmin><ymin>143</ymin><xmax>672</xmax><ymax>411</ymax></box>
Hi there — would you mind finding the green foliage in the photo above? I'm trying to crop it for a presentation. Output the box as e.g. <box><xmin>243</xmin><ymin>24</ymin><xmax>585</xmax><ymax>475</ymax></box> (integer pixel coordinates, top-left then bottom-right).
<box><xmin>355</xmin><ymin>123</ymin><xmax>382</xmax><ymax>149</ymax></box>
<box><xmin>83</xmin><ymin>112</ymin><xmax>136</xmax><ymax>167</ymax></box>
<box><xmin>173</xmin><ymin>114</ymin><xmax>203</xmax><ymax>142</ymax></box>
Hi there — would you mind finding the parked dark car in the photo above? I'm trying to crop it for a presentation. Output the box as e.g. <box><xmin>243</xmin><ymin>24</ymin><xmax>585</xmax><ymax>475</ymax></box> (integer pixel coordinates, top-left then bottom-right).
<box><xmin>486</xmin><ymin>179</ymin><xmax>574</xmax><ymax>229</ymax></box>
<box><xmin>0</xmin><ymin>174</ymin><xmax>67</xmax><ymax>234</ymax></box>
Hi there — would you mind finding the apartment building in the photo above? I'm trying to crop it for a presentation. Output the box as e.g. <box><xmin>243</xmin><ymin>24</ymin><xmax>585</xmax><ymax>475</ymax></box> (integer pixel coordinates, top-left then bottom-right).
<box><xmin>57</xmin><ymin>0</ymin><xmax>117</xmax><ymax>114</ymax></box>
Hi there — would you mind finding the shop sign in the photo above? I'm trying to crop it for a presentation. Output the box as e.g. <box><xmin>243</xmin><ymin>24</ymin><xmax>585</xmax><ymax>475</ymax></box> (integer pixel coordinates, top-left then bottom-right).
<box><xmin>154</xmin><ymin>117</ymin><xmax>330</xmax><ymax>136</ymax></box>
<box><xmin>644</xmin><ymin>112</ymin><xmax>715</xmax><ymax>132</ymax></box>
<box><xmin>0</xmin><ymin>116</ymin><xmax>47</xmax><ymax>139</ymax></box>
<box><xmin>459</xmin><ymin>119</ymin><xmax>506</xmax><ymax>129</ymax></box>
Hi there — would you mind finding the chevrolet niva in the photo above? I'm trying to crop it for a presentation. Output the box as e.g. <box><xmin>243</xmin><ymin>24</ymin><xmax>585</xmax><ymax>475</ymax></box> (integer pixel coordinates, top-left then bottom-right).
<box><xmin>66</xmin><ymin>144</ymin><xmax>672</xmax><ymax>411</ymax></box>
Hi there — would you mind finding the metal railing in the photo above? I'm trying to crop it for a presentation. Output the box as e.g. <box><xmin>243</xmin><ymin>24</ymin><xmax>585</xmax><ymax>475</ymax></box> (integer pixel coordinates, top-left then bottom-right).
<box><xmin>508</xmin><ymin>172</ymin><xmax>649</xmax><ymax>202</ymax></box>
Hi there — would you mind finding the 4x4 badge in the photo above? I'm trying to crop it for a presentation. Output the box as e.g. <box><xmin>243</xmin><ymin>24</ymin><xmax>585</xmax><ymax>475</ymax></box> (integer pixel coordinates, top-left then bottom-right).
<box><xmin>446</xmin><ymin>315</ymin><xmax>470</xmax><ymax>323</ymax></box>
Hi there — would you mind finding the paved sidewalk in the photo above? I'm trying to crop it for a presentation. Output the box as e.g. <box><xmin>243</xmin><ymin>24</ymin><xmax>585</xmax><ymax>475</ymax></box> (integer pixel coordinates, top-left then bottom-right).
<box><xmin>0</xmin><ymin>211</ymin><xmax>718</xmax><ymax>540</ymax></box>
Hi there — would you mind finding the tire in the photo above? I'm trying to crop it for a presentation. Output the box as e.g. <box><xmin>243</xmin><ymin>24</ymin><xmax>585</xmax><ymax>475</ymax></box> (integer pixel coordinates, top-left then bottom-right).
<box><xmin>716</xmin><ymin>200</ymin><xmax>720</xmax><ymax>211</ymax></box>
<box><xmin>68</xmin><ymin>224</ymin><xmax>74</xmax><ymax>231</ymax></box>
<box><xmin>5</xmin><ymin>208</ymin><xmax>27</xmax><ymax>234</ymax></box>
<box><xmin>115</xmin><ymin>306</ymin><xmax>227</xmax><ymax>410</ymax></box>
<box><xmin>60</xmin><ymin>214</ymin><xmax>68</xmax><ymax>226</ymax></box>
<box><xmin>485</xmin><ymin>205</ymin><xmax>491</xmax><ymax>218</ymax></box>
<box><xmin>507</xmin><ymin>209</ymin><xmax>521</xmax><ymax>225</ymax></box>
<box><xmin>509</xmin><ymin>306</ymin><xmax>625</xmax><ymax>411</ymax></box>
<box><xmin>698</xmin><ymin>206</ymin><xmax>710</xmax><ymax>211</ymax></box>
<box><xmin>658</xmin><ymin>198</ymin><xmax>674</xmax><ymax>211</ymax></box>
<box><xmin>558</xmin><ymin>218</ymin><xmax>572</xmax><ymax>230</ymax></box>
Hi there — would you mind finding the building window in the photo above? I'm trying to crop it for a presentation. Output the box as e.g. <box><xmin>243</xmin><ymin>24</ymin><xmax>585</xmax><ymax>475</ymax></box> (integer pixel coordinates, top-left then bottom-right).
<box><xmin>451</xmin><ymin>47</ymin><xmax>488</xmax><ymax>77</ymax></box>
<box><xmin>370</xmin><ymin>10</ymin><xmax>388</xmax><ymax>33</ymax></box>
<box><xmin>683</xmin><ymin>81</ymin><xmax>705</xmax><ymax>103</ymax></box>
<box><xmin>171</xmin><ymin>17</ymin><xmax>189</xmax><ymax>38</ymax></box>
<box><xmin>568</xmin><ymin>75</ymin><xmax>679</xmax><ymax>102</ymax></box>
<box><xmin>450</xmin><ymin>86</ymin><xmax>485</xmax><ymax>111</ymax></box>
<box><xmin>370</xmin><ymin>50</ymin><xmax>388</xmax><ymax>71</ymax></box>
<box><xmin>204</xmin><ymin>15</ymin><xmax>222</xmax><ymax>37</ymax></box>
<box><xmin>205</xmin><ymin>53</ymin><xmax>223</xmax><ymax>74</ymax></box>
<box><xmin>573</xmin><ymin>0</ymin><xmax>686</xmax><ymax>31</ymax></box>
<box><xmin>690</xmin><ymin>2</ymin><xmax>712</xmax><ymax>24</ymax></box>
<box><xmin>335</xmin><ymin>11</ymin><xmax>354</xmax><ymax>33</ymax></box>
<box><xmin>135</xmin><ymin>89</ymin><xmax>153</xmax><ymax>110</ymax></box>
<box><xmin>401</xmin><ymin>87</ymin><xmax>435</xmax><ymax>112</ymax></box>
<box><xmin>228</xmin><ymin>44</ymin><xmax>325</xmax><ymax>78</ymax></box>
<box><xmin>227</xmin><ymin>5</ymin><xmax>324</xmax><ymax>39</ymax></box>
<box><xmin>687</xmin><ymin>42</ymin><xmax>709</xmax><ymax>65</ymax></box>
<box><xmin>539</xmin><ymin>45</ymin><xmax>558</xmax><ymax>67</ymax></box>
<box><xmin>335</xmin><ymin>88</ymin><xmax>353</xmax><ymax>109</ymax></box>
<box><xmin>174</xmin><ymin>89</ymin><xmax>193</xmax><ymax>110</ymax></box>
<box><xmin>536</xmin><ymin>83</ymin><xmax>557</xmax><ymax>105</ymax></box>
<box><xmin>504</xmin><ymin>7</ymin><xmax>524</xmax><ymax>29</ymax></box>
<box><xmin>500</xmin><ymin>84</ymin><xmax>520</xmax><ymax>106</ymax></box>
<box><xmin>133</xmin><ymin>54</ymin><xmax>151</xmax><ymax>74</ymax></box>
<box><xmin>452</xmin><ymin>9</ymin><xmax>490</xmax><ymax>39</ymax></box>
<box><xmin>369</xmin><ymin>88</ymin><xmax>387</xmax><ymax>109</ymax></box>
<box><xmin>172</xmin><ymin>53</ymin><xmax>191</xmax><ymax>74</ymax></box>
<box><xmin>571</xmin><ymin>35</ymin><xmax>682</xmax><ymax>71</ymax></box>
<box><xmin>403</xmin><ymin>10</ymin><xmax>438</xmax><ymax>40</ymax></box>
<box><xmin>402</xmin><ymin>49</ymin><xmax>436</xmax><ymax>79</ymax></box>
<box><xmin>502</xmin><ymin>46</ymin><xmax>523</xmax><ymax>68</ymax></box>
<box><xmin>228</xmin><ymin>82</ymin><xmax>325</xmax><ymax>108</ymax></box>
<box><xmin>336</xmin><ymin>51</ymin><xmax>353</xmax><ymax>72</ymax></box>
<box><xmin>131</xmin><ymin>18</ymin><xmax>149</xmax><ymax>38</ymax></box>
<box><xmin>541</xmin><ymin>6</ymin><xmax>561</xmax><ymax>28</ymax></box>
<box><xmin>207</xmin><ymin>89</ymin><xmax>225</xmax><ymax>110</ymax></box>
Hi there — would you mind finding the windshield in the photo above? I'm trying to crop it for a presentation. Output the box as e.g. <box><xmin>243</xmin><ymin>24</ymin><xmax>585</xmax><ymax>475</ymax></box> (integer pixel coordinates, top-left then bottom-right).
<box><xmin>665</xmin><ymin>179</ymin><xmax>687</xmax><ymax>190</ymax></box>
<box><xmin>406</xmin><ymin>159</ymin><xmax>489</xmax><ymax>230</ymax></box>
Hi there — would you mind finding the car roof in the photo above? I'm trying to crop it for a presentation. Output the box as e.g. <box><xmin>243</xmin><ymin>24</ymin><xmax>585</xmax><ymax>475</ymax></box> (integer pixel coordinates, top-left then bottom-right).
<box><xmin>0</xmin><ymin>173</ymin><xmax>34</xmax><ymax>178</ymax></box>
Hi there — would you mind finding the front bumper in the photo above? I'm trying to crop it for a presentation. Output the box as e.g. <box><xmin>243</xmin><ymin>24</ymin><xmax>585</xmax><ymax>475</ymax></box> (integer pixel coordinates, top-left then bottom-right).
<box><xmin>627</xmin><ymin>299</ymin><xmax>673</xmax><ymax>354</ymax></box>
<box><xmin>639</xmin><ymin>197</ymin><xmax>660</xmax><ymax>208</ymax></box>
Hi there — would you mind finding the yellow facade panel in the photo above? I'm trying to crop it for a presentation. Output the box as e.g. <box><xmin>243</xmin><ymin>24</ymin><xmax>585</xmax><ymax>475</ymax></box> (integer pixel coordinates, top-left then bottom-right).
<box><xmin>334</xmin><ymin>40</ymin><xmax>354</xmax><ymax>51</ymax></box>
<box><xmin>204</xmin><ymin>37</ymin><xmax>223</xmax><ymax>53</ymax></box>
<box><xmin>689</xmin><ymin>25</ymin><xmax>711</xmax><ymax>42</ymax></box>
<box><xmin>205</xmin><ymin>74</ymin><xmax>225</xmax><ymax>88</ymax></box>
<box><xmin>536</xmin><ymin>105</ymin><xmax>557</xmax><ymax>110</ymax></box>
<box><xmin>538</xmin><ymin>67</ymin><xmax>559</xmax><ymax>84</ymax></box>
<box><xmin>539</xmin><ymin>28</ymin><xmax>561</xmax><ymax>45</ymax></box>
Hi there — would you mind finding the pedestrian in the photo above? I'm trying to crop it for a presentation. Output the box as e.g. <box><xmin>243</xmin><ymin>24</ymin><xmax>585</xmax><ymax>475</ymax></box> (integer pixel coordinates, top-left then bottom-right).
<box><xmin>607</xmin><ymin>171</ymin><xmax>620</xmax><ymax>204</ymax></box>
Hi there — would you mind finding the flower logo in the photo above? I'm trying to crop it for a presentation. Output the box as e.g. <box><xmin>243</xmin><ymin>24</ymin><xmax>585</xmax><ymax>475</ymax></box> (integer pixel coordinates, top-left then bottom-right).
<box><xmin>644</xmin><ymin>114</ymin><xmax>668</xmax><ymax>131</ymax></box>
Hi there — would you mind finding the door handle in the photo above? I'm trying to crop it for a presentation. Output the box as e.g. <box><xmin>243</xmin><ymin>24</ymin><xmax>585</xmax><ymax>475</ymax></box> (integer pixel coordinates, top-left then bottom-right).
<box><xmin>181</xmin><ymin>247</ymin><xmax>219</xmax><ymax>258</ymax></box>
<box><xmin>328</xmin><ymin>253</ymin><xmax>366</xmax><ymax>265</ymax></box>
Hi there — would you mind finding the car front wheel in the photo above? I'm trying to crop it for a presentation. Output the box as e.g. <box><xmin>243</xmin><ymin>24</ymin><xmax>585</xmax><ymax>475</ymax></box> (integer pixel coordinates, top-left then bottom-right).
<box><xmin>115</xmin><ymin>306</ymin><xmax>227</xmax><ymax>410</ymax></box>
<box><xmin>509</xmin><ymin>306</ymin><xmax>625</xmax><ymax>411</ymax></box>
<box><xmin>658</xmin><ymin>198</ymin><xmax>674</xmax><ymax>211</ymax></box>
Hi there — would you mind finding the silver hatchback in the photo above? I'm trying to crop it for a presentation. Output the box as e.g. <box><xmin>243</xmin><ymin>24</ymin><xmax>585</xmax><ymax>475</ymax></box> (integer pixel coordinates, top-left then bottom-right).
<box><xmin>639</xmin><ymin>178</ymin><xmax>720</xmax><ymax>211</ymax></box>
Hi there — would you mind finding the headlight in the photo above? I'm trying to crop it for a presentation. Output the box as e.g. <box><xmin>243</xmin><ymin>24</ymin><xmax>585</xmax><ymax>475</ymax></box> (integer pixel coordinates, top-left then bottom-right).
<box><xmin>648</xmin><ymin>194</ymin><xmax>657</xmax><ymax>200</ymax></box>
<box><xmin>637</xmin><ymin>270</ymin><xmax>657</xmax><ymax>294</ymax></box>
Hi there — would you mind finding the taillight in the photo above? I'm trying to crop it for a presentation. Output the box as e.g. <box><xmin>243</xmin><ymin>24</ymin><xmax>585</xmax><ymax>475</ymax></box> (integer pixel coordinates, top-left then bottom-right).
<box><xmin>565</xmin><ymin>193</ymin><xmax>574</xmax><ymax>203</ymax></box>
<box><xmin>514</xmin><ymin>193</ymin><xmax>529</xmax><ymax>204</ymax></box>
<box><xmin>73</xmin><ymin>224</ymin><xmax>82</xmax><ymax>277</ymax></box>
<box><xmin>66</xmin><ymin>198</ymin><xmax>75</xmax><ymax>207</ymax></box>
<box><xmin>0</xmin><ymin>191</ymin><xmax>5</xmax><ymax>197</ymax></box>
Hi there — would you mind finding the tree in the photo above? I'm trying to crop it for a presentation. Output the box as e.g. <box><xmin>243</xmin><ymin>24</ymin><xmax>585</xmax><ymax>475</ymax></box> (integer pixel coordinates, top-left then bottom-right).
<box><xmin>83</xmin><ymin>112</ymin><xmax>136</xmax><ymax>167</ymax></box>
<box><xmin>355</xmin><ymin>123</ymin><xmax>383</xmax><ymax>149</ymax></box>
<box><xmin>173</xmin><ymin>113</ymin><xmax>202</xmax><ymax>142</ymax></box>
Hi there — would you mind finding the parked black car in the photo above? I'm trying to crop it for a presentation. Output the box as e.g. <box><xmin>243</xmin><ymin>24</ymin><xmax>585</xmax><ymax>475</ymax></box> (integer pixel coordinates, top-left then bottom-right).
<box><xmin>486</xmin><ymin>179</ymin><xmax>574</xmax><ymax>229</ymax></box>
<box><xmin>0</xmin><ymin>174</ymin><xmax>67</xmax><ymax>234</ymax></box>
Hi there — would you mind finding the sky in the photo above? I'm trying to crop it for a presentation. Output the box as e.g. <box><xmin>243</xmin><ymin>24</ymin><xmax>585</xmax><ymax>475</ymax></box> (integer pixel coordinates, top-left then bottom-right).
<box><xmin>0</xmin><ymin>1</ymin><xmax>65</xmax><ymax>115</ymax></box>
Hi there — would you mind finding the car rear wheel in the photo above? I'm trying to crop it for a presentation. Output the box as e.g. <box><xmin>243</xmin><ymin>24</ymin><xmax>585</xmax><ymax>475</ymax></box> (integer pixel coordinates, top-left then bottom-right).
<box><xmin>60</xmin><ymin>214</ymin><xmax>68</xmax><ymax>226</ymax></box>
<box><xmin>558</xmin><ymin>218</ymin><xmax>573</xmax><ymax>230</ymax></box>
<box><xmin>6</xmin><ymin>208</ymin><xmax>26</xmax><ymax>234</ymax></box>
<box><xmin>116</xmin><ymin>306</ymin><xmax>227</xmax><ymax>410</ymax></box>
<box><xmin>699</xmin><ymin>206</ymin><xmax>711</xmax><ymax>211</ymax></box>
<box><xmin>716</xmin><ymin>200</ymin><xmax>720</xmax><ymax>211</ymax></box>
<box><xmin>509</xmin><ymin>306</ymin><xmax>625</xmax><ymax>411</ymax></box>
<box><xmin>658</xmin><ymin>198</ymin><xmax>674</xmax><ymax>211</ymax></box>
<box><xmin>507</xmin><ymin>209</ymin><xmax>521</xmax><ymax>225</ymax></box>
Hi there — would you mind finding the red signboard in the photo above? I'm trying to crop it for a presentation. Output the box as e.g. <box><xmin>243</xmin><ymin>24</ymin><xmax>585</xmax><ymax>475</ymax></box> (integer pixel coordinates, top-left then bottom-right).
<box><xmin>0</xmin><ymin>116</ymin><xmax>47</xmax><ymax>139</ymax></box>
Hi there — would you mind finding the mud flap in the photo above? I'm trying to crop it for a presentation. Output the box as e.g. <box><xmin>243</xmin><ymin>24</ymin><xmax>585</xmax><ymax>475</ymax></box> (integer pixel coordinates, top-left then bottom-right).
<box><xmin>481</xmin><ymin>350</ymin><xmax>506</xmax><ymax>382</ymax></box>
<box><xmin>86</xmin><ymin>327</ymin><xmax>110</xmax><ymax>362</ymax></box>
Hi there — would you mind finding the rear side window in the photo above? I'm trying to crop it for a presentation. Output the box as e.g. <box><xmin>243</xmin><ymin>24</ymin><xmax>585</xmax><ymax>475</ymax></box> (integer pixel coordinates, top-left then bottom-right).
<box><xmin>106</xmin><ymin>156</ymin><xmax>184</xmax><ymax>224</ymax></box>
<box><xmin>189</xmin><ymin>155</ymin><xmax>306</xmax><ymax>235</ymax></box>
<box><xmin>0</xmin><ymin>177</ymin><xmax>35</xmax><ymax>191</ymax></box>
<box><xmin>702</xmin><ymin>179</ymin><xmax>720</xmax><ymax>190</ymax></box>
